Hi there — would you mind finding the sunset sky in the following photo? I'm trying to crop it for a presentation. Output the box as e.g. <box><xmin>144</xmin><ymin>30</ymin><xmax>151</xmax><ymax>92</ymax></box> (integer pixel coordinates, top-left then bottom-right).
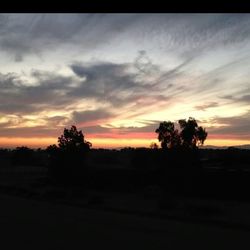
<box><xmin>0</xmin><ymin>14</ymin><xmax>250</xmax><ymax>148</ymax></box>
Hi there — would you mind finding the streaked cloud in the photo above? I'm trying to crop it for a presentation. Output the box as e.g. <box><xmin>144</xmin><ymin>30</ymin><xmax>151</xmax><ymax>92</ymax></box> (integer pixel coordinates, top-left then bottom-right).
<box><xmin>0</xmin><ymin>13</ymin><xmax>250</xmax><ymax>148</ymax></box>
<box><xmin>195</xmin><ymin>102</ymin><xmax>219</xmax><ymax>111</ymax></box>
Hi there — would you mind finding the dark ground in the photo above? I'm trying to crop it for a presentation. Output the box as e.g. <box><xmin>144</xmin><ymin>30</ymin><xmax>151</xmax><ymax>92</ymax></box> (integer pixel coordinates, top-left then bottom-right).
<box><xmin>1</xmin><ymin>147</ymin><xmax>250</xmax><ymax>248</ymax></box>
<box><xmin>0</xmin><ymin>194</ymin><xmax>249</xmax><ymax>250</ymax></box>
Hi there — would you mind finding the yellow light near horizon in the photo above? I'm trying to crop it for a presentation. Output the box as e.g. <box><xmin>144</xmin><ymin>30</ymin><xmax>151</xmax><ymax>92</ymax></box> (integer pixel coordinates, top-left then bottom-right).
<box><xmin>88</xmin><ymin>138</ymin><xmax>159</xmax><ymax>149</ymax></box>
<box><xmin>0</xmin><ymin>137</ymin><xmax>57</xmax><ymax>149</ymax></box>
<box><xmin>0</xmin><ymin>137</ymin><xmax>249</xmax><ymax>149</ymax></box>
<box><xmin>205</xmin><ymin>139</ymin><xmax>250</xmax><ymax>147</ymax></box>
<box><xmin>0</xmin><ymin>137</ymin><xmax>159</xmax><ymax>149</ymax></box>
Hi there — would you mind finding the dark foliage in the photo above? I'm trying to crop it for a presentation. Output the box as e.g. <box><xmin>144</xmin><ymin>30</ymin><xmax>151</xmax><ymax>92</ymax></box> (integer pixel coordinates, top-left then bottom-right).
<box><xmin>46</xmin><ymin>125</ymin><xmax>91</xmax><ymax>185</ymax></box>
<box><xmin>155</xmin><ymin>117</ymin><xmax>207</xmax><ymax>149</ymax></box>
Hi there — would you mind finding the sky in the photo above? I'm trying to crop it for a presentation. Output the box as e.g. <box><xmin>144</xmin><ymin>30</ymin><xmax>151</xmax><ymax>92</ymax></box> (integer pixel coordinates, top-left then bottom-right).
<box><xmin>0</xmin><ymin>13</ymin><xmax>250</xmax><ymax>148</ymax></box>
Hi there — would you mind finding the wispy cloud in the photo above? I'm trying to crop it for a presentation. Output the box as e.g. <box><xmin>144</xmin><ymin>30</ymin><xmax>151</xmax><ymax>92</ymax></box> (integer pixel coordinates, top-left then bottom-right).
<box><xmin>195</xmin><ymin>102</ymin><xmax>219</xmax><ymax>111</ymax></box>
<box><xmin>207</xmin><ymin>111</ymin><xmax>250</xmax><ymax>140</ymax></box>
<box><xmin>1</xmin><ymin>14</ymin><xmax>250</xmax><ymax>147</ymax></box>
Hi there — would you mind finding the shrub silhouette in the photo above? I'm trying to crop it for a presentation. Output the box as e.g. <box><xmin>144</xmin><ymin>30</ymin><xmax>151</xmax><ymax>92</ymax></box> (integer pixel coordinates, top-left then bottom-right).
<box><xmin>46</xmin><ymin>125</ymin><xmax>92</xmax><ymax>184</ymax></box>
<box><xmin>149</xmin><ymin>142</ymin><xmax>159</xmax><ymax>149</ymax></box>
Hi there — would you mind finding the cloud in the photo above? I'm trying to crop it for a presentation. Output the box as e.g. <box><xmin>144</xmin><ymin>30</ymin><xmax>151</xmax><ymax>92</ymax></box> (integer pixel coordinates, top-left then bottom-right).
<box><xmin>207</xmin><ymin>111</ymin><xmax>250</xmax><ymax>139</ymax></box>
<box><xmin>1</xmin><ymin>14</ymin><xmax>249</xmax><ymax>63</ymax></box>
<box><xmin>221</xmin><ymin>92</ymin><xmax>250</xmax><ymax>104</ymax></box>
<box><xmin>0</xmin><ymin>14</ymin><xmax>84</xmax><ymax>60</ymax></box>
<box><xmin>45</xmin><ymin>115</ymin><xmax>71</xmax><ymax>127</ymax></box>
<box><xmin>239</xmin><ymin>95</ymin><xmax>250</xmax><ymax>103</ymax></box>
<box><xmin>69</xmin><ymin>61</ymin><xmax>145</xmax><ymax>105</ymax></box>
<box><xmin>69</xmin><ymin>58</ymin><xmax>192</xmax><ymax>109</ymax></box>
<box><xmin>0</xmin><ymin>57</ymin><xmax>178</xmax><ymax>119</ymax></box>
<box><xmin>0</xmin><ymin>70</ymin><xmax>82</xmax><ymax>115</ymax></box>
<box><xmin>1</xmin><ymin>14</ymin><xmax>250</xmax><ymax>147</ymax></box>
<box><xmin>0</xmin><ymin>126</ymin><xmax>60</xmax><ymax>138</ymax></box>
<box><xmin>72</xmin><ymin>109</ymin><xmax>115</xmax><ymax>124</ymax></box>
<box><xmin>0</xmin><ymin>14</ymin><xmax>144</xmax><ymax>62</ymax></box>
<box><xmin>166</xmin><ymin>14</ymin><xmax>250</xmax><ymax>56</ymax></box>
<box><xmin>195</xmin><ymin>102</ymin><xmax>219</xmax><ymax>111</ymax></box>
<box><xmin>0</xmin><ymin>59</ymin><xmax>171</xmax><ymax>140</ymax></box>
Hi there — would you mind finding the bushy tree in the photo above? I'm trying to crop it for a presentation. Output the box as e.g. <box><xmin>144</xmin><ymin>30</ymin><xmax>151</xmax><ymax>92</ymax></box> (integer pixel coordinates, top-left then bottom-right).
<box><xmin>178</xmin><ymin>117</ymin><xmax>207</xmax><ymax>148</ymax></box>
<box><xmin>155</xmin><ymin>121</ymin><xmax>181</xmax><ymax>149</ymax></box>
<box><xmin>58</xmin><ymin>125</ymin><xmax>92</xmax><ymax>151</ymax></box>
<box><xmin>46</xmin><ymin>125</ymin><xmax>92</xmax><ymax>184</ymax></box>
<box><xmin>155</xmin><ymin>117</ymin><xmax>207</xmax><ymax>150</ymax></box>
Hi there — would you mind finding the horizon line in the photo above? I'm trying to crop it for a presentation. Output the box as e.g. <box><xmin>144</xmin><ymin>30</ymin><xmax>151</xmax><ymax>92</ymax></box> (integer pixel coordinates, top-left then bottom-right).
<box><xmin>1</xmin><ymin>144</ymin><xmax>250</xmax><ymax>150</ymax></box>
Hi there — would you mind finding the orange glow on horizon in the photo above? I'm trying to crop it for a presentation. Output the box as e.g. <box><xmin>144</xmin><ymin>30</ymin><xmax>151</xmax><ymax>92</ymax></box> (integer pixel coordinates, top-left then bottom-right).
<box><xmin>0</xmin><ymin>137</ymin><xmax>57</xmax><ymax>149</ymax></box>
<box><xmin>0</xmin><ymin>135</ymin><xmax>250</xmax><ymax>149</ymax></box>
<box><xmin>205</xmin><ymin>138</ymin><xmax>250</xmax><ymax>147</ymax></box>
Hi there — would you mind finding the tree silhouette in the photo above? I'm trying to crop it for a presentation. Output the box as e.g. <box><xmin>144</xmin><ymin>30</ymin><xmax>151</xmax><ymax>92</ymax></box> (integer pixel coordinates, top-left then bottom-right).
<box><xmin>58</xmin><ymin>125</ymin><xmax>92</xmax><ymax>151</ymax></box>
<box><xmin>179</xmin><ymin>117</ymin><xmax>207</xmax><ymax>149</ymax></box>
<box><xmin>155</xmin><ymin>117</ymin><xmax>207</xmax><ymax>150</ymax></box>
<box><xmin>155</xmin><ymin>121</ymin><xmax>181</xmax><ymax>149</ymax></box>
<box><xmin>46</xmin><ymin>125</ymin><xmax>92</xmax><ymax>184</ymax></box>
